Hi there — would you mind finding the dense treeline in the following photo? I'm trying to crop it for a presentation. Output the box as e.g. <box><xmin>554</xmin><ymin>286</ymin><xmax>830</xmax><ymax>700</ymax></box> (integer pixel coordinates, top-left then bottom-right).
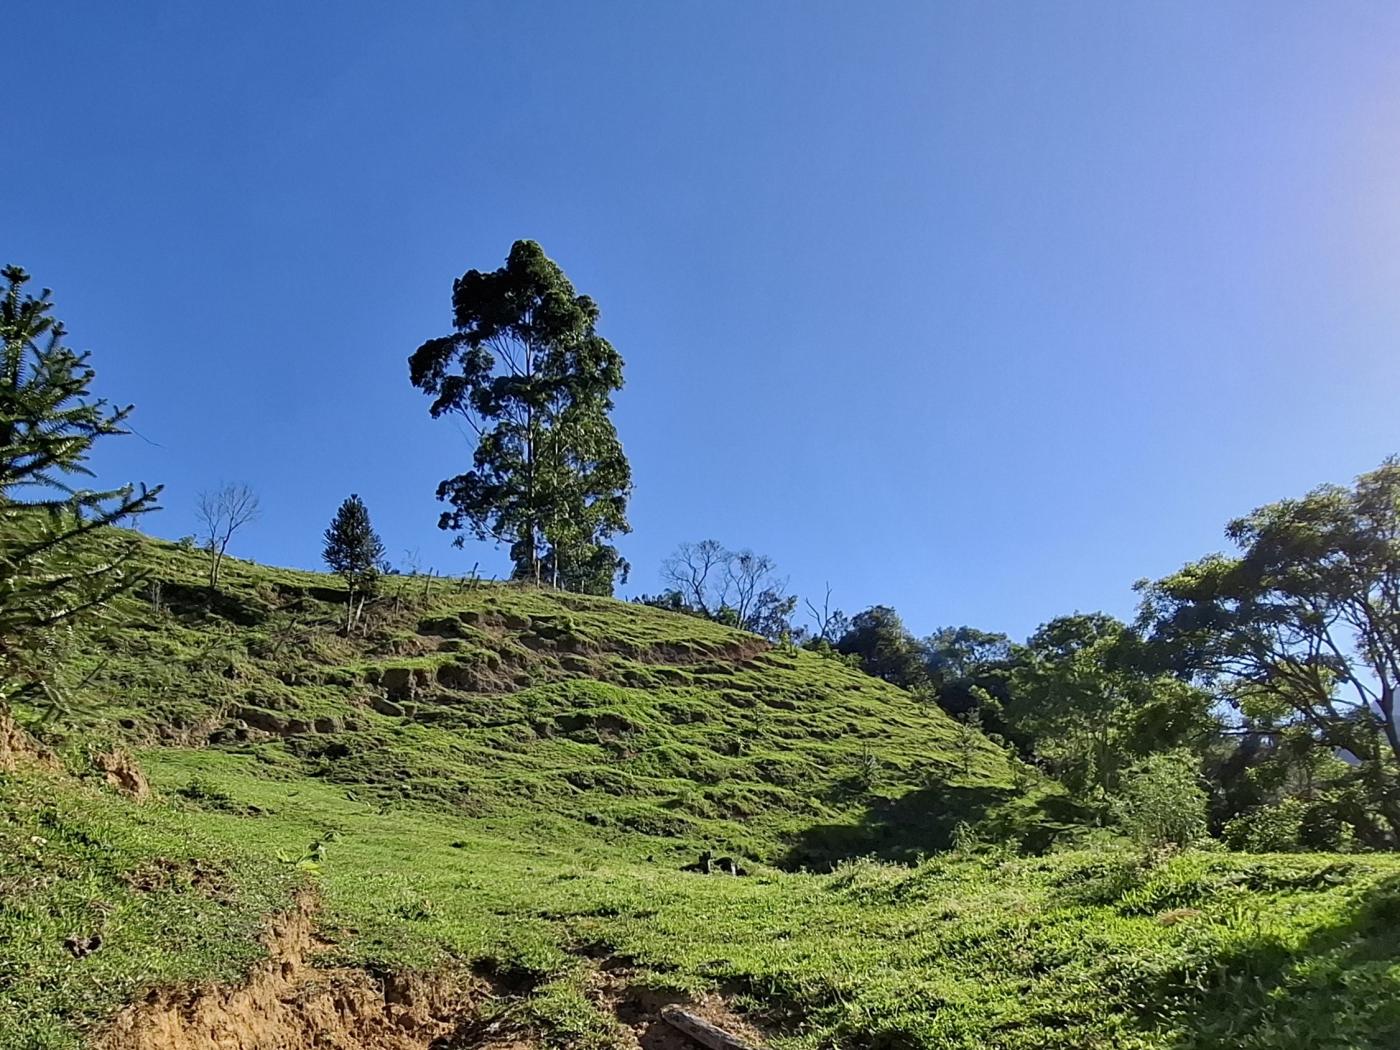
<box><xmin>814</xmin><ymin>463</ymin><xmax>1400</xmax><ymax>852</ymax></box>
<box><xmin>638</xmin><ymin>469</ymin><xmax>1400</xmax><ymax>853</ymax></box>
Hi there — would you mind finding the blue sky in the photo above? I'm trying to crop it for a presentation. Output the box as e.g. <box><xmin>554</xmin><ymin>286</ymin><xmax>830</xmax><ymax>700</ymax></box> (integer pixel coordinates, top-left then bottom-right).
<box><xmin>9</xmin><ymin>3</ymin><xmax>1400</xmax><ymax>640</ymax></box>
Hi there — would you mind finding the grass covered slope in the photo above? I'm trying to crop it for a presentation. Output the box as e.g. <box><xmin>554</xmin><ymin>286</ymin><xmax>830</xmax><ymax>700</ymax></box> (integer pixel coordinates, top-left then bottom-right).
<box><xmin>56</xmin><ymin>532</ymin><xmax>1043</xmax><ymax>866</ymax></box>
<box><xmin>6</xmin><ymin>752</ymin><xmax>1400</xmax><ymax>1050</ymax></box>
<box><xmin>5</xmin><ymin>531</ymin><xmax>1400</xmax><ymax>1050</ymax></box>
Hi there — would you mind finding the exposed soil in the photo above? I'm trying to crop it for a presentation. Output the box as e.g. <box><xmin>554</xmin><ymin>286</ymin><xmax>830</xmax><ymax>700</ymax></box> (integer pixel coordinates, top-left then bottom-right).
<box><xmin>92</xmin><ymin>748</ymin><xmax>152</xmax><ymax>800</ymax></box>
<box><xmin>97</xmin><ymin>899</ymin><xmax>768</xmax><ymax>1050</ymax></box>
<box><xmin>585</xmin><ymin>954</ymin><xmax>768</xmax><ymax>1050</ymax></box>
<box><xmin>0</xmin><ymin>712</ymin><xmax>25</xmax><ymax>773</ymax></box>
<box><xmin>100</xmin><ymin>900</ymin><xmax>524</xmax><ymax>1050</ymax></box>
<box><xmin>0</xmin><ymin>711</ymin><xmax>53</xmax><ymax>772</ymax></box>
<box><xmin>95</xmin><ymin>896</ymin><xmax>767</xmax><ymax>1050</ymax></box>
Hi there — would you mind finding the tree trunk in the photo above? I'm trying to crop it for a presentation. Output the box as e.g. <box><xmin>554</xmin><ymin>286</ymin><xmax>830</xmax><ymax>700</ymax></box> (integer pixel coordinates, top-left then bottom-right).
<box><xmin>1378</xmin><ymin>684</ymin><xmax>1400</xmax><ymax>770</ymax></box>
<box><xmin>525</xmin><ymin>343</ymin><xmax>540</xmax><ymax>587</ymax></box>
<box><xmin>345</xmin><ymin>586</ymin><xmax>355</xmax><ymax>634</ymax></box>
<box><xmin>1372</xmin><ymin>687</ymin><xmax>1400</xmax><ymax>842</ymax></box>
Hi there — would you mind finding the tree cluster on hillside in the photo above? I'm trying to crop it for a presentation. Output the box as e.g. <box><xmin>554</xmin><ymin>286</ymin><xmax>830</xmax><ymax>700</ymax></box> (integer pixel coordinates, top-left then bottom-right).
<box><xmin>821</xmin><ymin>459</ymin><xmax>1400</xmax><ymax>852</ymax></box>
<box><xmin>1140</xmin><ymin>457</ymin><xmax>1400</xmax><ymax>848</ymax></box>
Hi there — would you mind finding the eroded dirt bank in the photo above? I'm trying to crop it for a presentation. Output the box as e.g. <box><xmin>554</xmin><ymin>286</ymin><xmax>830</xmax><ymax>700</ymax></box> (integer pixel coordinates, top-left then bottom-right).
<box><xmin>99</xmin><ymin>902</ymin><xmax>514</xmax><ymax>1050</ymax></box>
<box><xmin>96</xmin><ymin>894</ymin><xmax>768</xmax><ymax>1050</ymax></box>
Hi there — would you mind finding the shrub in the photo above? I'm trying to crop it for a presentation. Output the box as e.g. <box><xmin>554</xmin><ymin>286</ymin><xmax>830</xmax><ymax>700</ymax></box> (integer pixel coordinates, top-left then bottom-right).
<box><xmin>1225</xmin><ymin>795</ymin><xmax>1359</xmax><ymax>854</ymax></box>
<box><xmin>1224</xmin><ymin>798</ymin><xmax>1307</xmax><ymax>852</ymax></box>
<box><xmin>1111</xmin><ymin>749</ymin><xmax>1208</xmax><ymax>849</ymax></box>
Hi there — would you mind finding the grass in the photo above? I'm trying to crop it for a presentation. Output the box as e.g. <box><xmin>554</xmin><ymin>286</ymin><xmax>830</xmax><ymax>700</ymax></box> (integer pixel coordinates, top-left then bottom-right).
<box><xmin>0</xmin><ymin>766</ymin><xmax>300</xmax><ymax>1048</ymax></box>
<box><xmin>4</xmin><ymin>530</ymin><xmax>1400</xmax><ymax>1048</ymax></box>
<box><xmin>48</xmin><ymin>531</ymin><xmax>1042</xmax><ymax>867</ymax></box>
<box><xmin>8</xmin><ymin>754</ymin><xmax>1400</xmax><ymax>1049</ymax></box>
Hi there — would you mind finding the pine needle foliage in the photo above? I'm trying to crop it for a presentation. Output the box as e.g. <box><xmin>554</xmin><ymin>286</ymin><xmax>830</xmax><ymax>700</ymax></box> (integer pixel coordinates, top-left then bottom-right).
<box><xmin>322</xmin><ymin>493</ymin><xmax>386</xmax><ymax>632</ymax></box>
<box><xmin>0</xmin><ymin>265</ymin><xmax>159</xmax><ymax>706</ymax></box>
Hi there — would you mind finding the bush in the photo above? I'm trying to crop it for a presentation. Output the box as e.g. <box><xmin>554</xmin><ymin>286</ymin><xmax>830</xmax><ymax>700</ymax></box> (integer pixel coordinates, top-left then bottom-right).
<box><xmin>1224</xmin><ymin>796</ymin><xmax>1358</xmax><ymax>853</ymax></box>
<box><xmin>1111</xmin><ymin>750</ymin><xmax>1208</xmax><ymax>849</ymax></box>
<box><xmin>1224</xmin><ymin>798</ymin><xmax>1307</xmax><ymax>852</ymax></box>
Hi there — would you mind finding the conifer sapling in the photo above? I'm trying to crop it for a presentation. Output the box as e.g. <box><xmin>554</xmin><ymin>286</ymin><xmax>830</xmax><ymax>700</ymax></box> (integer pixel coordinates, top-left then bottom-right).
<box><xmin>322</xmin><ymin>494</ymin><xmax>386</xmax><ymax>633</ymax></box>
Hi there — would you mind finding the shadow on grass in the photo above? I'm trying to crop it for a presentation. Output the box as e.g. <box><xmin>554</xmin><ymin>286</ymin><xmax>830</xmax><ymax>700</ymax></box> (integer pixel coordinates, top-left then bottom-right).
<box><xmin>159</xmin><ymin>581</ymin><xmax>269</xmax><ymax>627</ymax></box>
<box><xmin>1158</xmin><ymin>873</ymin><xmax>1400</xmax><ymax>1049</ymax></box>
<box><xmin>780</xmin><ymin>779</ymin><xmax>1089</xmax><ymax>871</ymax></box>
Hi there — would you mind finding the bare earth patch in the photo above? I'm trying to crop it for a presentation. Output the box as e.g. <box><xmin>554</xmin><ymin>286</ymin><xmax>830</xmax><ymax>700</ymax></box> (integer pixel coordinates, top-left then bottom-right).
<box><xmin>98</xmin><ymin>901</ymin><xmax>768</xmax><ymax>1050</ymax></box>
<box><xmin>586</xmin><ymin>955</ymin><xmax>768</xmax><ymax>1050</ymax></box>
<box><xmin>0</xmin><ymin>712</ymin><xmax>54</xmax><ymax>772</ymax></box>
<box><xmin>100</xmin><ymin>900</ymin><xmax>521</xmax><ymax>1050</ymax></box>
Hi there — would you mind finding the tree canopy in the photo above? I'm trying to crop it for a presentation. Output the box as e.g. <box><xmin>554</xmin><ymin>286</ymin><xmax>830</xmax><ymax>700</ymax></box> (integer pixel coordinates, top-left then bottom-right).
<box><xmin>1139</xmin><ymin>457</ymin><xmax>1400</xmax><ymax>845</ymax></box>
<box><xmin>323</xmin><ymin>493</ymin><xmax>387</xmax><ymax>632</ymax></box>
<box><xmin>409</xmin><ymin>240</ymin><xmax>631</xmax><ymax>594</ymax></box>
<box><xmin>836</xmin><ymin>606</ymin><xmax>929</xmax><ymax>691</ymax></box>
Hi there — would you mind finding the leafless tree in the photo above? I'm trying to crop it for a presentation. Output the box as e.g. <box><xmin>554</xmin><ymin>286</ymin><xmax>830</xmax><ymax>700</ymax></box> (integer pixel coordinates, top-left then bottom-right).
<box><xmin>724</xmin><ymin>549</ymin><xmax>780</xmax><ymax>627</ymax></box>
<box><xmin>804</xmin><ymin>583</ymin><xmax>849</xmax><ymax>643</ymax></box>
<box><xmin>196</xmin><ymin>483</ymin><xmax>260</xmax><ymax>590</ymax></box>
<box><xmin>660</xmin><ymin>539</ymin><xmax>727</xmax><ymax>615</ymax></box>
<box><xmin>659</xmin><ymin>540</ymin><xmax>796</xmax><ymax>639</ymax></box>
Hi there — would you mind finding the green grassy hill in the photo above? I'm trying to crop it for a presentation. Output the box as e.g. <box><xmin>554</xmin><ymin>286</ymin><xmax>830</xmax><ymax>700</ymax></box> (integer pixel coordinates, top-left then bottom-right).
<box><xmin>3</xmin><ymin>532</ymin><xmax>1400</xmax><ymax>1049</ymax></box>
<box><xmin>56</xmin><ymin>532</ymin><xmax>1049</xmax><ymax>868</ymax></box>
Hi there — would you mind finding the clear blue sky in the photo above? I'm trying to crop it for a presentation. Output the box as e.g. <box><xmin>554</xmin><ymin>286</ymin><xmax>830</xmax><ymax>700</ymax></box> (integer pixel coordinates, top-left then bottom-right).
<box><xmin>9</xmin><ymin>3</ymin><xmax>1400</xmax><ymax>640</ymax></box>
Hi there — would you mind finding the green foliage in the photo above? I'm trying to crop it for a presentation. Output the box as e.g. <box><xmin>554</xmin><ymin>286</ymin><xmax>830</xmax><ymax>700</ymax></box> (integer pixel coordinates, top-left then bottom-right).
<box><xmin>924</xmin><ymin>625</ymin><xmax>1011</xmax><ymax>684</ymax></box>
<box><xmin>42</xmin><ymin>530</ymin><xmax>1024</xmax><ymax>867</ymax></box>
<box><xmin>0</xmin><ymin>266</ymin><xmax>159</xmax><ymax>706</ymax></box>
<box><xmin>1005</xmin><ymin>614</ymin><xmax>1216</xmax><ymax>803</ymax></box>
<box><xmin>322</xmin><ymin>493</ymin><xmax>385</xmax><ymax>588</ymax></box>
<box><xmin>8</xmin><ymin>751</ymin><xmax>1400</xmax><ymax>1050</ymax></box>
<box><xmin>953</xmin><ymin>706</ymin><xmax>984</xmax><ymax>775</ymax></box>
<box><xmin>834</xmin><ymin>608</ymin><xmax>1221</xmax><ymax>815</ymax></box>
<box><xmin>408</xmin><ymin>240</ymin><xmax>631</xmax><ymax>594</ymax></box>
<box><xmin>1224</xmin><ymin>798</ymin><xmax>1312</xmax><ymax>853</ymax></box>
<box><xmin>1112</xmin><ymin>749</ymin><xmax>1209</xmax><ymax>849</ymax></box>
<box><xmin>0</xmin><ymin>767</ymin><xmax>298</xmax><ymax>1049</ymax></box>
<box><xmin>836</xmin><ymin>605</ymin><xmax>930</xmax><ymax>691</ymax></box>
<box><xmin>6</xmin><ymin>535</ymin><xmax>1400</xmax><ymax>1049</ymax></box>
<box><xmin>321</xmin><ymin>493</ymin><xmax>386</xmax><ymax>631</ymax></box>
<box><xmin>1223</xmin><ymin>795</ymin><xmax>1359</xmax><ymax>854</ymax></box>
<box><xmin>1139</xmin><ymin>456</ymin><xmax>1400</xmax><ymax>844</ymax></box>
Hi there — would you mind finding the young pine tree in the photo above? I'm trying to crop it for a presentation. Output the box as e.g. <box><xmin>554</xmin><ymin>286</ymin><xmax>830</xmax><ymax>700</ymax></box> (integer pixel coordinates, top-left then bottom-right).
<box><xmin>1</xmin><ymin>265</ymin><xmax>160</xmax><ymax>706</ymax></box>
<box><xmin>322</xmin><ymin>494</ymin><xmax>386</xmax><ymax>633</ymax></box>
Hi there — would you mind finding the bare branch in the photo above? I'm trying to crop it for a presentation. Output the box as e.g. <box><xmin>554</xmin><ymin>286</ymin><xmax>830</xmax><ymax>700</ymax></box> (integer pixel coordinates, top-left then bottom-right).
<box><xmin>196</xmin><ymin>482</ymin><xmax>261</xmax><ymax>590</ymax></box>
